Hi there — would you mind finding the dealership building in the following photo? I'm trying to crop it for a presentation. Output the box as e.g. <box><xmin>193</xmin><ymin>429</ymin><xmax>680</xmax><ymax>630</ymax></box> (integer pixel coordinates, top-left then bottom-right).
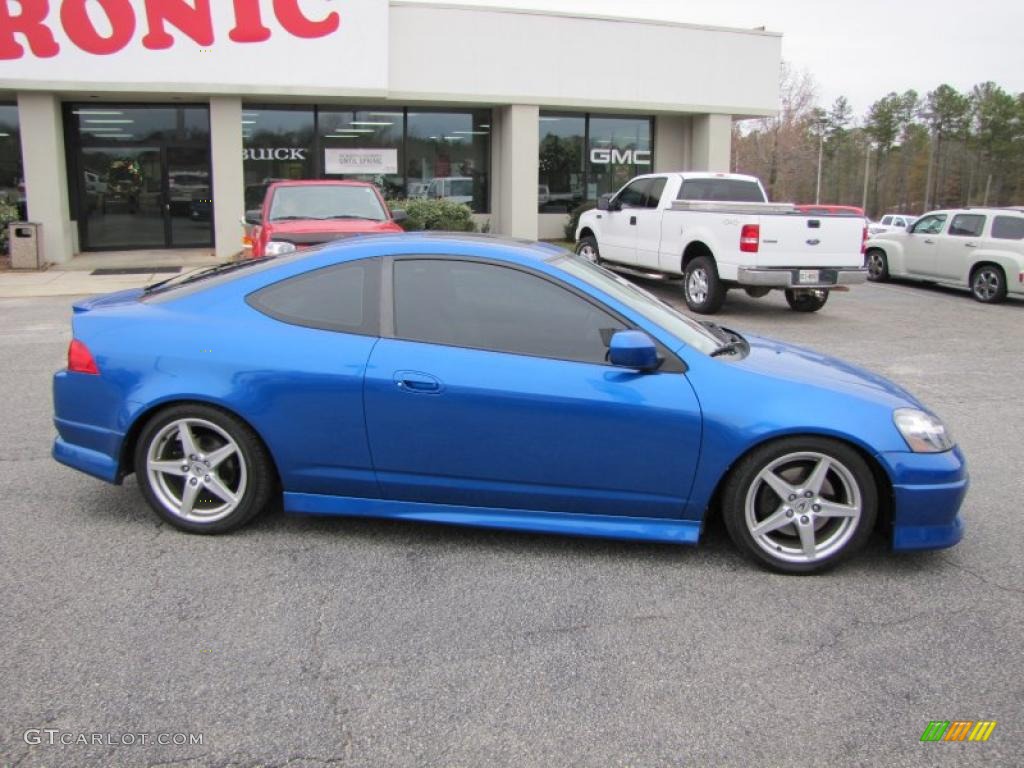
<box><xmin>0</xmin><ymin>0</ymin><xmax>780</xmax><ymax>264</ymax></box>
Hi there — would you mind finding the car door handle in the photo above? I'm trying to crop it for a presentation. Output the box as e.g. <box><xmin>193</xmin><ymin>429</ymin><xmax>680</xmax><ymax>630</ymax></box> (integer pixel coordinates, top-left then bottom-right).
<box><xmin>924</xmin><ymin>238</ymin><xmax>935</xmax><ymax>244</ymax></box>
<box><xmin>394</xmin><ymin>370</ymin><xmax>442</xmax><ymax>393</ymax></box>
<box><xmin>630</xmin><ymin>216</ymin><xmax>637</xmax><ymax>226</ymax></box>
<box><xmin>964</xmin><ymin>242</ymin><xmax>977</xmax><ymax>248</ymax></box>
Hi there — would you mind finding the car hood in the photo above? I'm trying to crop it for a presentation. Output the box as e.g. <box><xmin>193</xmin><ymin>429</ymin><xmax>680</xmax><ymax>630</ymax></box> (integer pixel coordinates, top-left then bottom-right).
<box><xmin>265</xmin><ymin>219</ymin><xmax>401</xmax><ymax>235</ymax></box>
<box><xmin>732</xmin><ymin>333</ymin><xmax>924</xmax><ymax>409</ymax></box>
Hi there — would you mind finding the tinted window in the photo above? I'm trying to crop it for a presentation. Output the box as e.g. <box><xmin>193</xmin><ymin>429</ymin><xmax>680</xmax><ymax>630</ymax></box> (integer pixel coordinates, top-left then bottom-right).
<box><xmin>949</xmin><ymin>214</ymin><xmax>985</xmax><ymax>237</ymax></box>
<box><xmin>910</xmin><ymin>214</ymin><xmax>947</xmax><ymax>235</ymax></box>
<box><xmin>393</xmin><ymin>260</ymin><xmax>625</xmax><ymax>364</ymax></box>
<box><xmin>992</xmin><ymin>215</ymin><xmax>1024</xmax><ymax>240</ymax></box>
<box><xmin>247</xmin><ymin>259</ymin><xmax>380</xmax><ymax>335</ymax></box>
<box><xmin>407</xmin><ymin>110</ymin><xmax>491</xmax><ymax>213</ymax></box>
<box><xmin>645</xmin><ymin>177</ymin><xmax>667</xmax><ymax>208</ymax></box>
<box><xmin>678</xmin><ymin>179</ymin><xmax>765</xmax><ymax>203</ymax></box>
<box><xmin>616</xmin><ymin>179</ymin><xmax>649</xmax><ymax>208</ymax></box>
<box><xmin>538</xmin><ymin>113</ymin><xmax>585</xmax><ymax>213</ymax></box>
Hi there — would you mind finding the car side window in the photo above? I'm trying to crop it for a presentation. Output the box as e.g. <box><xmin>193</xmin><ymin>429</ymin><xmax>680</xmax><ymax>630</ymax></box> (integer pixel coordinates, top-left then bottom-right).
<box><xmin>393</xmin><ymin>259</ymin><xmax>626</xmax><ymax>364</ymax></box>
<box><xmin>910</xmin><ymin>214</ymin><xmax>947</xmax><ymax>235</ymax></box>
<box><xmin>645</xmin><ymin>177</ymin><xmax>667</xmax><ymax>209</ymax></box>
<box><xmin>991</xmin><ymin>216</ymin><xmax>1024</xmax><ymax>240</ymax></box>
<box><xmin>948</xmin><ymin>214</ymin><xmax>985</xmax><ymax>237</ymax></box>
<box><xmin>616</xmin><ymin>179</ymin><xmax>650</xmax><ymax>209</ymax></box>
<box><xmin>881</xmin><ymin>216</ymin><xmax>892</xmax><ymax>225</ymax></box>
<box><xmin>246</xmin><ymin>259</ymin><xmax>381</xmax><ymax>335</ymax></box>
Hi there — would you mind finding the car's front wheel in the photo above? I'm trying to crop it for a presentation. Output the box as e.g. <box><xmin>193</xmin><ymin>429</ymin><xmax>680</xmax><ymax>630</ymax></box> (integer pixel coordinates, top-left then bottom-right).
<box><xmin>134</xmin><ymin>404</ymin><xmax>276</xmax><ymax>533</ymax></box>
<box><xmin>721</xmin><ymin>437</ymin><xmax>878</xmax><ymax>574</ymax></box>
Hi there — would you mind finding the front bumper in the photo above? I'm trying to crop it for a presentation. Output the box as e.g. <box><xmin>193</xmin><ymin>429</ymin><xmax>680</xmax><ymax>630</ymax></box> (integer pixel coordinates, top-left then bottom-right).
<box><xmin>737</xmin><ymin>266</ymin><xmax>869</xmax><ymax>289</ymax></box>
<box><xmin>878</xmin><ymin>446</ymin><xmax>968</xmax><ymax>551</ymax></box>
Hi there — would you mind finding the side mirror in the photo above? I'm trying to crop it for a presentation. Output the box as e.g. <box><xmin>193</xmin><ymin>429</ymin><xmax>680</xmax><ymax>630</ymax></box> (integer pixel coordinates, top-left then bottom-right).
<box><xmin>597</xmin><ymin>194</ymin><xmax>615</xmax><ymax>211</ymax></box>
<box><xmin>608</xmin><ymin>330</ymin><xmax>660</xmax><ymax>371</ymax></box>
<box><xmin>391</xmin><ymin>209</ymin><xmax>408</xmax><ymax>223</ymax></box>
<box><xmin>244</xmin><ymin>209</ymin><xmax>262</xmax><ymax>226</ymax></box>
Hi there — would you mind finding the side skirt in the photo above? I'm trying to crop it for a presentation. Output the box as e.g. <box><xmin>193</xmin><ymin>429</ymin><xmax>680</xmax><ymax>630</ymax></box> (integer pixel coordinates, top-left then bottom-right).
<box><xmin>284</xmin><ymin>492</ymin><xmax>701</xmax><ymax>545</ymax></box>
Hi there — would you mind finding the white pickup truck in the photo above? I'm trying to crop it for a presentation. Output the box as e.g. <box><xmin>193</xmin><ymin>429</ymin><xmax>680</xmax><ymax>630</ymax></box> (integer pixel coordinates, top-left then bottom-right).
<box><xmin>575</xmin><ymin>172</ymin><xmax>868</xmax><ymax>314</ymax></box>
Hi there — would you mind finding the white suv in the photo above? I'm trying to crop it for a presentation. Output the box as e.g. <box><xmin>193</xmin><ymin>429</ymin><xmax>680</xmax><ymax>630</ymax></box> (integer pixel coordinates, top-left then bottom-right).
<box><xmin>868</xmin><ymin>213</ymin><xmax>916</xmax><ymax>236</ymax></box>
<box><xmin>865</xmin><ymin>208</ymin><xmax>1024</xmax><ymax>302</ymax></box>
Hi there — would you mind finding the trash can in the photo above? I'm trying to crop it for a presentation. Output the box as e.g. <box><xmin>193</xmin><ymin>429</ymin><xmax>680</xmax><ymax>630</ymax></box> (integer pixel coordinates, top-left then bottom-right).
<box><xmin>9</xmin><ymin>222</ymin><xmax>43</xmax><ymax>270</ymax></box>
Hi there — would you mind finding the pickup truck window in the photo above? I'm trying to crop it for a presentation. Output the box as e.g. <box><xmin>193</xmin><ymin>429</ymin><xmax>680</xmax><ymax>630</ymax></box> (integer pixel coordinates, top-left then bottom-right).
<box><xmin>991</xmin><ymin>216</ymin><xmax>1024</xmax><ymax>240</ymax></box>
<box><xmin>645</xmin><ymin>177</ymin><xmax>667</xmax><ymax>208</ymax></box>
<box><xmin>949</xmin><ymin>214</ymin><xmax>985</xmax><ymax>237</ymax></box>
<box><xmin>269</xmin><ymin>185</ymin><xmax>388</xmax><ymax>222</ymax></box>
<box><xmin>616</xmin><ymin>179</ymin><xmax>650</xmax><ymax>208</ymax></box>
<box><xmin>677</xmin><ymin>179</ymin><xmax>765</xmax><ymax>203</ymax></box>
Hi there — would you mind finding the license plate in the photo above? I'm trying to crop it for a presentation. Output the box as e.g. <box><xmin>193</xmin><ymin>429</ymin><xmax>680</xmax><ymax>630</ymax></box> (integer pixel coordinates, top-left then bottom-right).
<box><xmin>798</xmin><ymin>269</ymin><xmax>820</xmax><ymax>284</ymax></box>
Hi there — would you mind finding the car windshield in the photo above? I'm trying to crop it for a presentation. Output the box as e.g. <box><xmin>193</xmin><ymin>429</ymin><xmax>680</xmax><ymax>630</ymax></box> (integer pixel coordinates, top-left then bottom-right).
<box><xmin>552</xmin><ymin>254</ymin><xmax>721</xmax><ymax>355</ymax></box>
<box><xmin>268</xmin><ymin>185</ymin><xmax>387</xmax><ymax>222</ymax></box>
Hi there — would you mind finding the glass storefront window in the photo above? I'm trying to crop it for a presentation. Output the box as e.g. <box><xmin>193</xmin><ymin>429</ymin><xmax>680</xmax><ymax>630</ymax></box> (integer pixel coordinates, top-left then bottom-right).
<box><xmin>0</xmin><ymin>105</ymin><xmax>22</xmax><ymax>215</ymax></box>
<box><xmin>407</xmin><ymin>110</ymin><xmax>490</xmax><ymax>213</ymax></box>
<box><xmin>242</xmin><ymin>107</ymin><xmax>314</xmax><ymax>209</ymax></box>
<box><xmin>587</xmin><ymin>116</ymin><xmax>653</xmax><ymax>199</ymax></box>
<box><xmin>320</xmin><ymin>109</ymin><xmax>405</xmax><ymax>200</ymax></box>
<box><xmin>70</xmin><ymin>106</ymin><xmax>208</xmax><ymax>145</ymax></box>
<box><xmin>538</xmin><ymin>114</ymin><xmax>585</xmax><ymax>213</ymax></box>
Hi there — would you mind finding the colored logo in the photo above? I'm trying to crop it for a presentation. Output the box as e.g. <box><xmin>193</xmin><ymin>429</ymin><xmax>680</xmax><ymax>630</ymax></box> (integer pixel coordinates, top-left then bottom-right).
<box><xmin>920</xmin><ymin>721</ymin><xmax>997</xmax><ymax>742</ymax></box>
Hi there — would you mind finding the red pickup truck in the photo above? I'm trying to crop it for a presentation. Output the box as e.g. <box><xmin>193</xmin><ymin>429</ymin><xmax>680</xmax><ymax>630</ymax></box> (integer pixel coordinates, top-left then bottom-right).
<box><xmin>243</xmin><ymin>180</ymin><xmax>406</xmax><ymax>258</ymax></box>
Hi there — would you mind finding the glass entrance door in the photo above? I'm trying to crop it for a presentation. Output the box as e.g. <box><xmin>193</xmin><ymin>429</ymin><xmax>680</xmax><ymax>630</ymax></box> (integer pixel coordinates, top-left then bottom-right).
<box><xmin>167</xmin><ymin>146</ymin><xmax>213</xmax><ymax>247</ymax></box>
<box><xmin>81</xmin><ymin>147</ymin><xmax>165</xmax><ymax>249</ymax></box>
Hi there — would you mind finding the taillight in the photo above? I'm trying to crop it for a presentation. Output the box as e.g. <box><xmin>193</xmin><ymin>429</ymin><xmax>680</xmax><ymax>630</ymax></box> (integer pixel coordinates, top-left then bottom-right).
<box><xmin>740</xmin><ymin>224</ymin><xmax>760</xmax><ymax>253</ymax></box>
<box><xmin>68</xmin><ymin>339</ymin><xmax>99</xmax><ymax>375</ymax></box>
<box><xmin>861</xmin><ymin>225</ymin><xmax>868</xmax><ymax>254</ymax></box>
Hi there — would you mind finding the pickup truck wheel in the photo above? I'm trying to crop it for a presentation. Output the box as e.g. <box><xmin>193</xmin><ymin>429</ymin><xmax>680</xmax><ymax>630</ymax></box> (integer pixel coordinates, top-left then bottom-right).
<box><xmin>722</xmin><ymin>437</ymin><xmax>877</xmax><ymax>574</ymax></box>
<box><xmin>866</xmin><ymin>249</ymin><xmax>889</xmax><ymax>282</ymax></box>
<box><xmin>683</xmin><ymin>256</ymin><xmax>726</xmax><ymax>314</ymax></box>
<box><xmin>970</xmin><ymin>264</ymin><xmax>1007</xmax><ymax>303</ymax></box>
<box><xmin>785</xmin><ymin>289</ymin><xmax>829</xmax><ymax>312</ymax></box>
<box><xmin>575</xmin><ymin>236</ymin><xmax>602</xmax><ymax>265</ymax></box>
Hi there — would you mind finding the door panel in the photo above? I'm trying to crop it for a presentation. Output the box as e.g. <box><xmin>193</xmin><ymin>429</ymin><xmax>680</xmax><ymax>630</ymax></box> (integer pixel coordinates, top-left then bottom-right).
<box><xmin>80</xmin><ymin>147</ymin><xmax>164</xmax><ymax>249</ymax></box>
<box><xmin>364</xmin><ymin>339</ymin><xmax>702</xmax><ymax>518</ymax></box>
<box><xmin>904</xmin><ymin>214</ymin><xmax>948</xmax><ymax>276</ymax></box>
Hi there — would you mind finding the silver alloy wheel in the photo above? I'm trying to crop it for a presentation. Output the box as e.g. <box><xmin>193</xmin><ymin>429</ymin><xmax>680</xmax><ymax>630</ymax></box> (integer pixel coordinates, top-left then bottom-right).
<box><xmin>687</xmin><ymin>267</ymin><xmax>709</xmax><ymax>305</ymax></box>
<box><xmin>867</xmin><ymin>252</ymin><xmax>885</xmax><ymax>278</ymax></box>
<box><xmin>578</xmin><ymin>243</ymin><xmax>598</xmax><ymax>263</ymax></box>
<box><xmin>744</xmin><ymin>451</ymin><xmax>862</xmax><ymax>565</ymax></box>
<box><xmin>145</xmin><ymin>417</ymin><xmax>247</xmax><ymax>524</ymax></box>
<box><xmin>972</xmin><ymin>268</ymin><xmax>1000</xmax><ymax>300</ymax></box>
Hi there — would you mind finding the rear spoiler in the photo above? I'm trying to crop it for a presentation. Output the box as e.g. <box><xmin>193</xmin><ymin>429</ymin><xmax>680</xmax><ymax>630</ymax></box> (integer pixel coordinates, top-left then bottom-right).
<box><xmin>72</xmin><ymin>287</ymin><xmax>145</xmax><ymax>314</ymax></box>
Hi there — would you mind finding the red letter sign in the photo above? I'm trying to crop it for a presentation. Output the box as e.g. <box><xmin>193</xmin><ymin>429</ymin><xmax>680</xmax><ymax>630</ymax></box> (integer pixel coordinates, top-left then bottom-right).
<box><xmin>228</xmin><ymin>0</ymin><xmax>270</xmax><ymax>43</ymax></box>
<box><xmin>0</xmin><ymin>0</ymin><xmax>60</xmax><ymax>59</ymax></box>
<box><xmin>142</xmin><ymin>0</ymin><xmax>214</xmax><ymax>50</ymax></box>
<box><xmin>61</xmin><ymin>0</ymin><xmax>136</xmax><ymax>55</ymax></box>
<box><xmin>273</xmin><ymin>0</ymin><xmax>339</xmax><ymax>38</ymax></box>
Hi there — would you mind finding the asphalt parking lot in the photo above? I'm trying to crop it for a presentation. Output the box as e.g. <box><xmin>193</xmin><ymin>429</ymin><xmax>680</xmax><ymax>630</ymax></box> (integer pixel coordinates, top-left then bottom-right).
<box><xmin>1</xmin><ymin>277</ymin><xmax>1022</xmax><ymax>767</ymax></box>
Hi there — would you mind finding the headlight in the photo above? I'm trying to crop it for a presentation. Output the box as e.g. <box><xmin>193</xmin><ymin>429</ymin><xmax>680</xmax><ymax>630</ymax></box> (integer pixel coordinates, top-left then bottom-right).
<box><xmin>265</xmin><ymin>240</ymin><xmax>296</xmax><ymax>256</ymax></box>
<box><xmin>893</xmin><ymin>408</ymin><xmax>954</xmax><ymax>453</ymax></box>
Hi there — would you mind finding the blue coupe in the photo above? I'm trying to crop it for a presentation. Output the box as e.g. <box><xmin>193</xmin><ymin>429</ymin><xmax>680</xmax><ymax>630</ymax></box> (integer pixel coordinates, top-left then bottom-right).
<box><xmin>53</xmin><ymin>234</ymin><xmax>967</xmax><ymax>573</ymax></box>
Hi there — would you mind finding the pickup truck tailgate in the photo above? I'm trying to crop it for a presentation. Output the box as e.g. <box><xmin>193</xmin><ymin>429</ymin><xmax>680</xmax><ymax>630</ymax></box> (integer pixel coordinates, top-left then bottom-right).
<box><xmin>755</xmin><ymin>214</ymin><xmax>863</xmax><ymax>267</ymax></box>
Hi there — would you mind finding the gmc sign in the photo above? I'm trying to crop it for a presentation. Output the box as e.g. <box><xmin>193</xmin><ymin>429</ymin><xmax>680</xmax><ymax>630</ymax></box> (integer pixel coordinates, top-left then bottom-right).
<box><xmin>590</xmin><ymin>148</ymin><xmax>652</xmax><ymax>165</ymax></box>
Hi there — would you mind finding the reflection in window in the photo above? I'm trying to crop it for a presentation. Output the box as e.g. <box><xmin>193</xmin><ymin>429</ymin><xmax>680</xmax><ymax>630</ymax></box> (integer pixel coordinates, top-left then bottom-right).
<box><xmin>407</xmin><ymin>110</ymin><xmax>490</xmax><ymax>213</ymax></box>
<box><xmin>588</xmin><ymin>116</ymin><xmax>652</xmax><ymax>199</ymax></box>
<box><xmin>538</xmin><ymin>114</ymin><xmax>585</xmax><ymax>213</ymax></box>
<box><xmin>320</xmin><ymin>109</ymin><xmax>404</xmax><ymax>200</ymax></box>
<box><xmin>241</xmin><ymin>107</ymin><xmax>314</xmax><ymax>208</ymax></box>
<box><xmin>0</xmin><ymin>105</ymin><xmax>22</xmax><ymax>215</ymax></box>
<box><xmin>70</xmin><ymin>105</ymin><xmax>209</xmax><ymax>145</ymax></box>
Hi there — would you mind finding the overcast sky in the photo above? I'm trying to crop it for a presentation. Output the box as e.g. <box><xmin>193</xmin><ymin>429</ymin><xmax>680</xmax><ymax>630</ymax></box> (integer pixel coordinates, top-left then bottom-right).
<box><xmin>405</xmin><ymin>0</ymin><xmax>1024</xmax><ymax>119</ymax></box>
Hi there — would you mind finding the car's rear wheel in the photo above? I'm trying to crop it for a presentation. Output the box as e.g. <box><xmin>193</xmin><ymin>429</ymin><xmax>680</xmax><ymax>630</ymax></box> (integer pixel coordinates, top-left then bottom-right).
<box><xmin>575</xmin><ymin>236</ymin><xmax>602</xmax><ymax>265</ymax></box>
<box><xmin>684</xmin><ymin>256</ymin><xmax>727</xmax><ymax>314</ymax></box>
<box><xmin>970</xmin><ymin>264</ymin><xmax>1007</xmax><ymax>303</ymax></box>
<box><xmin>866</xmin><ymin>249</ymin><xmax>889</xmax><ymax>282</ymax></box>
<box><xmin>134</xmin><ymin>404</ymin><xmax>276</xmax><ymax>533</ymax></box>
<box><xmin>785</xmin><ymin>288</ymin><xmax>829</xmax><ymax>312</ymax></box>
<box><xmin>721</xmin><ymin>437</ymin><xmax>877</xmax><ymax>574</ymax></box>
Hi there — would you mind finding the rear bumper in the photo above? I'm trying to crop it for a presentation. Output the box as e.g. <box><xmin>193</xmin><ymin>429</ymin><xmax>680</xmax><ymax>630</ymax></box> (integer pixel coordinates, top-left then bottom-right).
<box><xmin>53</xmin><ymin>436</ymin><xmax>120</xmax><ymax>484</ymax></box>
<box><xmin>878</xmin><ymin>447</ymin><xmax>968</xmax><ymax>551</ymax></box>
<box><xmin>737</xmin><ymin>266</ymin><xmax>869</xmax><ymax>289</ymax></box>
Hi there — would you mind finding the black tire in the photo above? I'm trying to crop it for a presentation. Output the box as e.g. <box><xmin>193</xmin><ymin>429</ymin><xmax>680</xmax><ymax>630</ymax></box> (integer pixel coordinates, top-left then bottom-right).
<box><xmin>575</xmin><ymin>235</ymin><xmax>602</xmax><ymax>265</ymax></box>
<box><xmin>683</xmin><ymin>255</ymin><xmax>727</xmax><ymax>314</ymax></box>
<box><xmin>133</xmin><ymin>403</ymin><xmax>277</xmax><ymax>534</ymax></box>
<box><xmin>866</xmin><ymin>248</ymin><xmax>889</xmax><ymax>282</ymax></box>
<box><xmin>970</xmin><ymin>264</ymin><xmax>1007</xmax><ymax>304</ymax></box>
<box><xmin>721</xmin><ymin>437</ymin><xmax>878</xmax><ymax>574</ymax></box>
<box><xmin>785</xmin><ymin>289</ymin><xmax>829</xmax><ymax>312</ymax></box>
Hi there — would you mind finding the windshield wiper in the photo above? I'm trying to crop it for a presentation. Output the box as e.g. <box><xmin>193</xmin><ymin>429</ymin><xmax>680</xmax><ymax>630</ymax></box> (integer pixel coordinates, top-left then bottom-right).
<box><xmin>710</xmin><ymin>340</ymin><xmax>745</xmax><ymax>357</ymax></box>
<box><xmin>268</xmin><ymin>215</ymin><xmax>308</xmax><ymax>221</ymax></box>
<box><xmin>144</xmin><ymin>260</ymin><xmax>265</xmax><ymax>294</ymax></box>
